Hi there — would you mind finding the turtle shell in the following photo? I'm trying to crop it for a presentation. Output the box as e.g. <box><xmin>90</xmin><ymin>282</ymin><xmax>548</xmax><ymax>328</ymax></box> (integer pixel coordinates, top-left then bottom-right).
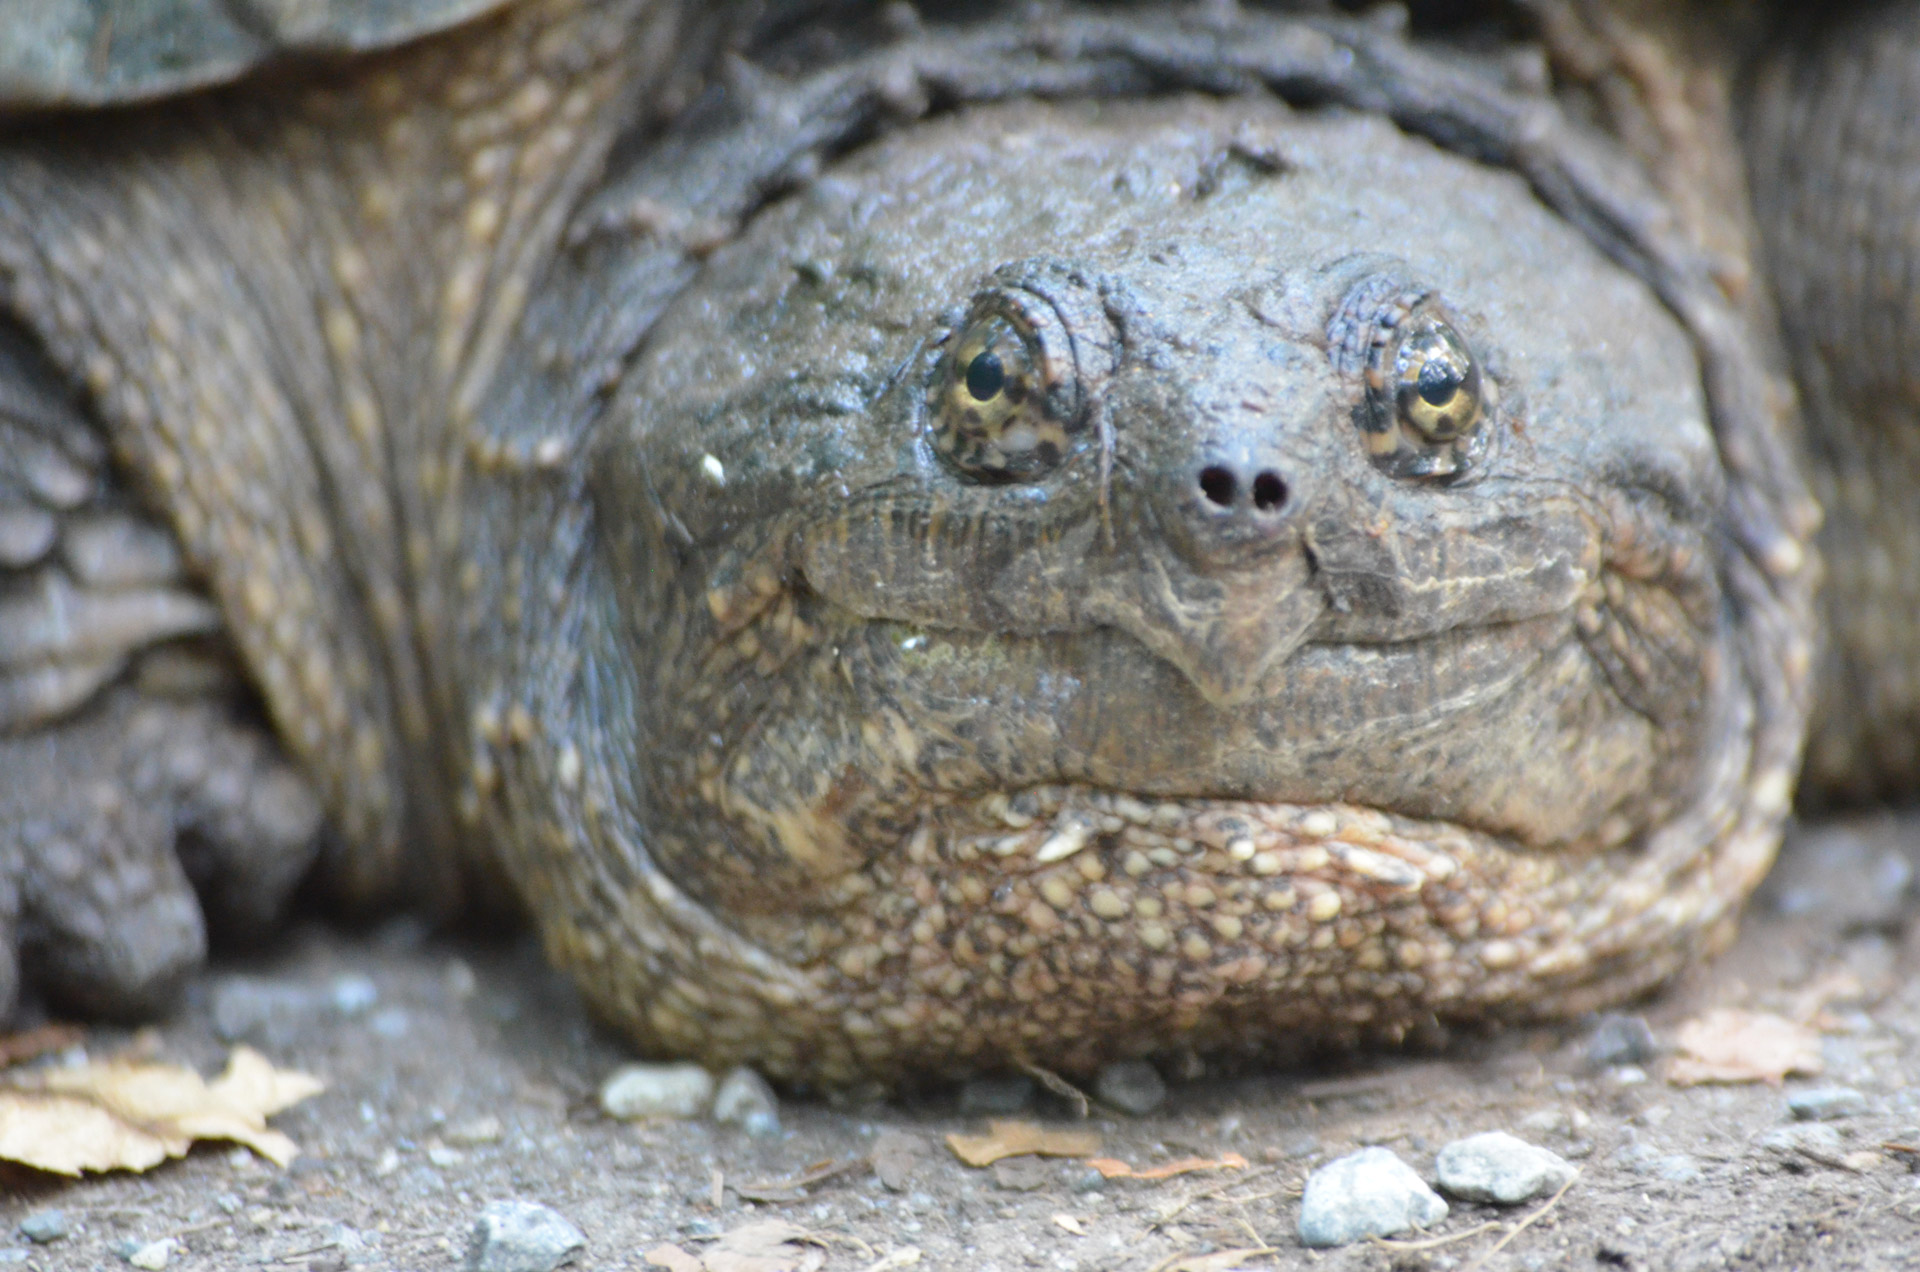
<box><xmin>0</xmin><ymin>0</ymin><xmax>515</xmax><ymax>111</ymax></box>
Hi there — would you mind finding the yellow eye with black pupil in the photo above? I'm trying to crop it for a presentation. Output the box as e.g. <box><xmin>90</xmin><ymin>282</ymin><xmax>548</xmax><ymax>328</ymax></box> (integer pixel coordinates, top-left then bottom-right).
<box><xmin>930</xmin><ymin>305</ymin><xmax>1077</xmax><ymax>482</ymax></box>
<box><xmin>1392</xmin><ymin>316</ymin><xmax>1482</xmax><ymax>444</ymax></box>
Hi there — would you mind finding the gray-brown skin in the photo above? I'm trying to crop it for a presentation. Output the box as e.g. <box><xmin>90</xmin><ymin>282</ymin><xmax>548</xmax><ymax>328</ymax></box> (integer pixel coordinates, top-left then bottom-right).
<box><xmin>0</xmin><ymin>0</ymin><xmax>1906</xmax><ymax>1084</ymax></box>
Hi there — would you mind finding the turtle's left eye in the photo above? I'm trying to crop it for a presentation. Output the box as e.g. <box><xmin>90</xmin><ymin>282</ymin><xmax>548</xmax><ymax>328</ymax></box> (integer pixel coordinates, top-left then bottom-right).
<box><xmin>930</xmin><ymin>292</ymin><xmax>1083</xmax><ymax>482</ymax></box>
<box><xmin>1333</xmin><ymin>281</ymin><xmax>1497</xmax><ymax>482</ymax></box>
<box><xmin>1391</xmin><ymin>313</ymin><xmax>1483</xmax><ymax>444</ymax></box>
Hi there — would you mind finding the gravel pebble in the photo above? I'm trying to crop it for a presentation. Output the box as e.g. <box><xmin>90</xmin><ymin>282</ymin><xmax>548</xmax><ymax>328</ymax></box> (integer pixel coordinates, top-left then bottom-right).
<box><xmin>599</xmin><ymin>1063</ymin><xmax>714</xmax><ymax>1120</ymax></box>
<box><xmin>1757</xmin><ymin>1122</ymin><xmax>1849</xmax><ymax>1169</ymax></box>
<box><xmin>1298</xmin><ymin>1147</ymin><xmax>1449</xmax><ymax>1247</ymax></box>
<box><xmin>210</xmin><ymin>976</ymin><xmax>317</xmax><ymax>1044</ymax></box>
<box><xmin>18</xmin><ymin>1210</ymin><xmax>67</xmax><ymax>1244</ymax></box>
<box><xmin>1434</xmin><ymin>1132</ymin><xmax>1577</xmax><ymax>1204</ymax></box>
<box><xmin>1654</xmin><ymin>1154</ymin><xmax>1703</xmax><ymax>1184</ymax></box>
<box><xmin>464</xmin><ymin>1200</ymin><xmax>584</xmax><ymax>1272</ymax></box>
<box><xmin>123</xmin><ymin>1238</ymin><xmax>176</xmax><ymax>1270</ymax></box>
<box><xmin>712</xmin><ymin>1066</ymin><xmax>781</xmax><ymax>1136</ymax></box>
<box><xmin>1787</xmin><ymin>1087</ymin><xmax>1869</xmax><ymax>1121</ymax></box>
<box><xmin>1095</xmin><ymin>1058</ymin><xmax>1167</xmax><ymax>1115</ymax></box>
<box><xmin>1584</xmin><ymin>1014</ymin><xmax>1659</xmax><ymax>1070</ymax></box>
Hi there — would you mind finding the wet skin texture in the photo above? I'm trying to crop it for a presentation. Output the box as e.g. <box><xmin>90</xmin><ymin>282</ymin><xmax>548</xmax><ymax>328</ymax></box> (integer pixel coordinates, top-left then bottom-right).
<box><xmin>0</xmin><ymin>0</ymin><xmax>1910</xmax><ymax>1083</ymax></box>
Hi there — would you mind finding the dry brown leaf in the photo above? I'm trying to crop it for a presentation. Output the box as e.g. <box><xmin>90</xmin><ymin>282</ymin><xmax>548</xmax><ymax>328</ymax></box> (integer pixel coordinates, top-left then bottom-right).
<box><xmin>700</xmin><ymin>1219</ymin><xmax>823</xmax><ymax>1272</ymax></box>
<box><xmin>1668</xmin><ymin>1009</ymin><xmax>1824</xmax><ymax>1086</ymax></box>
<box><xmin>945</xmin><ymin>1119</ymin><xmax>1103</xmax><ymax>1167</ymax></box>
<box><xmin>1089</xmin><ymin>1151</ymin><xmax>1249</xmax><ymax>1180</ymax></box>
<box><xmin>644</xmin><ymin>1245</ymin><xmax>706</xmax><ymax>1272</ymax></box>
<box><xmin>0</xmin><ymin>1045</ymin><xmax>324</xmax><ymax>1175</ymax></box>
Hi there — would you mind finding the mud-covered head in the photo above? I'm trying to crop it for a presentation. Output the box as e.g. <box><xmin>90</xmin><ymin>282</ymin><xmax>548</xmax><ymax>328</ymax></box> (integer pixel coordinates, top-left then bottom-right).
<box><xmin>586</xmin><ymin>94</ymin><xmax>1743</xmax><ymax>1078</ymax></box>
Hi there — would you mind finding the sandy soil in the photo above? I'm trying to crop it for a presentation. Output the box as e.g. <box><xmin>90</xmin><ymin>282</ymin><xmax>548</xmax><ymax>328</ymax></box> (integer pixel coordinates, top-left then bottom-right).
<box><xmin>3</xmin><ymin>816</ymin><xmax>1917</xmax><ymax>1272</ymax></box>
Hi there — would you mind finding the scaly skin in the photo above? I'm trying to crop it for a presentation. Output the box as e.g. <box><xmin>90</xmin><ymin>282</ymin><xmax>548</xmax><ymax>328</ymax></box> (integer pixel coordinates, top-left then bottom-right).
<box><xmin>0</xmin><ymin>1</ymin><xmax>1903</xmax><ymax>1082</ymax></box>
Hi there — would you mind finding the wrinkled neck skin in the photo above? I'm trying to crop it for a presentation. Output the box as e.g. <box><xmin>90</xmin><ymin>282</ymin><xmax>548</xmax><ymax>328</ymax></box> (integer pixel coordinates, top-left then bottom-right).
<box><xmin>492</xmin><ymin>90</ymin><xmax>1774</xmax><ymax>1081</ymax></box>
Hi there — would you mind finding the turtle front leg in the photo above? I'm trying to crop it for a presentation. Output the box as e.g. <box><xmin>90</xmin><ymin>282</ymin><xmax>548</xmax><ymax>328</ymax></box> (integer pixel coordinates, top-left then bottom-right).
<box><xmin>0</xmin><ymin>321</ymin><xmax>321</xmax><ymax>1020</ymax></box>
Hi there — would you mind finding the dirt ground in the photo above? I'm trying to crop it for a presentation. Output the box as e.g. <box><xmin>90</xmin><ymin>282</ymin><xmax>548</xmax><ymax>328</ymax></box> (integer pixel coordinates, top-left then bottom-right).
<box><xmin>2</xmin><ymin>814</ymin><xmax>1917</xmax><ymax>1272</ymax></box>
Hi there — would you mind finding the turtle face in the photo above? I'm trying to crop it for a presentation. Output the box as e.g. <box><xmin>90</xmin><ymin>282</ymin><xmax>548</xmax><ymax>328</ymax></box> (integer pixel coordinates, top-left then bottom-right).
<box><xmin>593</xmin><ymin>96</ymin><xmax>1734</xmax><ymax>1077</ymax></box>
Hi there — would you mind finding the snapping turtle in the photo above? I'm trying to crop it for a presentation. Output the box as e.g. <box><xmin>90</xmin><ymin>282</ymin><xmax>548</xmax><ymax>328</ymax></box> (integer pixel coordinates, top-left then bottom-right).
<box><xmin>0</xmin><ymin>0</ymin><xmax>1912</xmax><ymax>1082</ymax></box>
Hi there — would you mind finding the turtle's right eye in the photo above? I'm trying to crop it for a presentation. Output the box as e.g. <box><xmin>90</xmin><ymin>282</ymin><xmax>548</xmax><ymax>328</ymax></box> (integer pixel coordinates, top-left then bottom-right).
<box><xmin>930</xmin><ymin>292</ymin><xmax>1084</xmax><ymax>482</ymax></box>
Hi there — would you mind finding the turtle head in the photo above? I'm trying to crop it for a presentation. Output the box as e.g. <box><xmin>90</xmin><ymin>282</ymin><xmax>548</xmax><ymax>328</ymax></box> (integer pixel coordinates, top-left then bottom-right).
<box><xmin>586</xmin><ymin>95</ymin><xmax>1738</xmax><ymax>1078</ymax></box>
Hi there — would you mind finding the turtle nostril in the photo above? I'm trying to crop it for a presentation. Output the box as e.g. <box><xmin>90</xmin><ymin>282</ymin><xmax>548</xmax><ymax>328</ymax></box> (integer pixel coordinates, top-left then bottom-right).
<box><xmin>1251</xmin><ymin>470</ymin><xmax>1288</xmax><ymax>513</ymax></box>
<box><xmin>1198</xmin><ymin>465</ymin><xmax>1238</xmax><ymax>508</ymax></box>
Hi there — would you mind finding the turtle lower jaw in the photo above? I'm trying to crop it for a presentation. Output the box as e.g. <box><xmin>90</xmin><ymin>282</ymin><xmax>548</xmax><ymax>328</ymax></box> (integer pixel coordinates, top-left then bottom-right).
<box><xmin>708</xmin><ymin>781</ymin><xmax>1647</xmax><ymax>1078</ymax></box>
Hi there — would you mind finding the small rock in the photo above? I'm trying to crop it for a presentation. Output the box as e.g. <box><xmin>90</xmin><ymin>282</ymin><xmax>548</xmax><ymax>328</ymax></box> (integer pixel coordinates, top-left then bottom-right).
<box><xmin>210</xmin><ymin>976</ymin><xmax>316</xmax><ymax>1044</ymax></box>
<box><xmin>330</xmin><ymin>974</ymin><xmax>379</xmax><ymax>1016</ymax></box>
<box><xmin>1298</xmin><ymin>1147</ymin><xmax>1449</xmax><ymax>1248</ymax></box>
<box><xmin>1654</xmin><ymin>1154</ymin><xmax>1703</xmax><ymax>1184</ymax></box>
<box><xmin>991</xmin><ymin>1155</ymin><xmax>1054</xmax><ymax>1191</ymax></box>
<box><xmin>1584</xmin><ymin>1014</ymin><xmax>1659</xmax><ymax>1070</ymax></box>
<box><xmin>0</xmin><ymin>1249</ymin><xmax>29</xmax><ymax>1264</ymax></box>
<box><xmin>1434</xmin><ymin>1132</ymin><xmax>1577</xmax><ymax>1205</ymax></box>
<box><xmin>428</xmin><ymin>1144</ymin><xmax>466</xmax><ymax>1168</ymax></box>
<box><xmin>447</xmin><ymin>1115</ymin><xmax>505</xmax><ymax>1146</ymax></box>
<box><xmin>871</xmin><ymin>1129</ymin><xmax>926</xmax><ymax>1192</ymax></box>
<box><xmin>124</xmin><ymin>1238</ymin><xmax>177</xmax><ymax>1270</ymax></box>
<box><xmin>464</xmin><ymin>1200</ymin><xmax>584</xmax><ymax>1272</ymax></box>
<box><xmin>712</xmin><ymin>1066</ymin><xmax>781</xmax><ymax>1137</ymax></box>
<box><xmin>957</xmin><ymin>1074</ymin><xmax>1034</xmax><ymax>1115</ymax></box>
<box><xmin>1095</xmin><ymin>1058</ymin><xmax>1167</xmax><ymax>1116</ymax></box>
<box><xmin>369</xmin><ymin>1007</ymin><xmax>411</xmax><ymax>1038</ymax></box>
<box><xmin>599</xmin><ymin>1063</ymin><xmax>715</xmax><ymax>1120</ymax></box>
<box><xmin>18</xmin><ymin>1210</ymin><xmax>67</xmax><ymax>1244</ymax></box>
<box><xmin>1788</xmin><ymin>1087</ymin><xmax>1869</xmax><ymax>1121</ymax></box>
<box><xmin>1758</xmin><ymin>1122</ymin><xmax>1850</xmax><ymax>1170</ymax></box>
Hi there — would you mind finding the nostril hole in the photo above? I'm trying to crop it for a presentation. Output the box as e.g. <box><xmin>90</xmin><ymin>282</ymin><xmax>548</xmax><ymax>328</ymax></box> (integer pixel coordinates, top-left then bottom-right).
<box><xmin>1251</xmin><ymin>471</ymin><xmax>1288</xmax><ymax>513</ymax></box>
<box><xmin>1198</xmin><ymin>466</ymin><xmax>1238</xmax><ymax>508</ymax></box>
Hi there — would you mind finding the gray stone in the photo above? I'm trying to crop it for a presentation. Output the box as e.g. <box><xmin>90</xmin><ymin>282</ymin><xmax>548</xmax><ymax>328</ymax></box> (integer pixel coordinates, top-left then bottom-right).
<box><xmin>1584</xmin><ymin>1014</ymin><xmax>1659</xmax><ymax>1071</ymax></box>
<box><xmin>712</xmin><ymin>1066</ymin><xmax>781</xmax><ymax>1136</ymax></box>
<box><xmin>210</xmin><ymin>976</ymin><xmax>317</xmax><ymax>1045</ymax></box>
<box><xmin>1434</xmin><ymin>1131</ymin><xmax>1577</xmax><ymax>1205</ymax></box>
<box><xmin>1095</xmin><ymin>1058</ymin><xmax>1167</xmax><ymax>1116</ymax></box>
<box><xmin>599</xmin><ymin>1062</ymin><xmax>714</xmax><ymax>1120</ymax></box>
<box><xmin>123</xmin><ymin>1238</ymin><xmax>176</xmax><ymax>1270</ymax></box>
<box><xmin>329</xmin><ymin>973</ymin><xmax>379</xmax><ymax>1016</ymax></box>
<box><xmin>1757</xmin><ymin>1122</ymin><xmax>1849</xmax><ymax>1169</ymax></box>
<box><xmin>464</xmin><ymin>1200</ymin><xmax>584</xmax><ymax>1272</ymax></box>
<box><xmin>1298</xmin><ymin>1147</ymin><xmax>1449</xmax><ymax>1248</ymax></box>
<box><xmin>18</xmin><ymin>1210</ymin><xmax>67</xmax><ymax>1244</ymax></box>
<box><xmin>957</xmin><ymin>1074</ymin><xmax>1034</xmax><ymax>1115</ymax></box>
<box><xmin>1787</xmin><ymin>1086</ymin><xmax>1869</xmax><ymax>1121</ymax></box>
<box><xmin>1654</xmin><ymin>1154</ymin><xmax>1703</xmax><ymax>1184</ymax></box>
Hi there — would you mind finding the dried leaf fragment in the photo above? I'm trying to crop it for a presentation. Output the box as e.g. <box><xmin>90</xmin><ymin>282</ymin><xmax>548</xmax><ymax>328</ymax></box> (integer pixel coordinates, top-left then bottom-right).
<box><xmin>699</xmin><ymin>1219</ymin><xmax>825</xmax><ymax>1272</ymax></box>
<box><xmin>0</xmin><ymin>1045</ymin><xmax>324</xmax><ymax>1175</ymax></box>
<box><xmin>946</xmin><ymin>1119</ymin><xmax>1102</xmax><ymax>1167</ymax></box>
<box><xmin>1089</xmin><ymin>1151</ymin><xmax>1249</xmax><ymax>1180</ymax></box>
<box><xmin>1668</xmin><ymin>1009</ymin><xmax>1823</xmax><ymax>1086</ymax></box>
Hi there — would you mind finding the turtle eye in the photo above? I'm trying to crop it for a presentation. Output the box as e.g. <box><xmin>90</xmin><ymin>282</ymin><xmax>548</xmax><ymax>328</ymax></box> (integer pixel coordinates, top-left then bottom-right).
<box><xmin>1391</xmin><ymin>313</ymin><xmax>1483</xmax><ymax>444</ymax></box>
<box><xmin>930</xmin><ymin>293</ymin><xmax>1082</xmax><ymax>482</ymax></box>
<box><xmin>1333</xmin><ymin>282</ymin><xmax>1496</xmax><ymax>481</ymax></box>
